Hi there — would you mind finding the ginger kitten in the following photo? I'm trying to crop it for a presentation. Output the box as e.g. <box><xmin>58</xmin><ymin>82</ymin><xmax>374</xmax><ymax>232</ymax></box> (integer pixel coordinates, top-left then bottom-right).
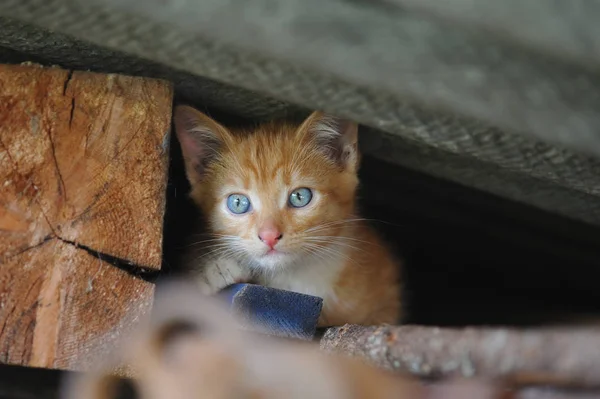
<box><xmin>174</xmin><ymin>105</ymin><xmax>401</xmax><ymax>326</ymax></box>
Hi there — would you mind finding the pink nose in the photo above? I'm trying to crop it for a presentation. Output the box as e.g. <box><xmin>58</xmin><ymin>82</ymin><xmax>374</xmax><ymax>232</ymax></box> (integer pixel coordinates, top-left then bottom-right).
<box><xmin>258</xmin><ymin>227</ymin><xmax>282</xmax><ymax>249</ymax></box>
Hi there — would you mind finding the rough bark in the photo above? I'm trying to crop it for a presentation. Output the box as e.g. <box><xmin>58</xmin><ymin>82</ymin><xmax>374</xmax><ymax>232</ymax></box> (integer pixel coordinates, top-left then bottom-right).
<box><xmin>321</xmin><ymin>324</ymin><xmax>600</xmax><ymax>389</ymax></box>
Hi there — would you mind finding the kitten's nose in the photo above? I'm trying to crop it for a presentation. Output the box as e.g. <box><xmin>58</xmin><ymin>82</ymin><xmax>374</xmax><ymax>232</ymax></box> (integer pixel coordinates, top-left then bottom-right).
<box><xmin>258</xmin><ymin>227</ymin><xmax>283</xmax><ymax>249</ymax></box>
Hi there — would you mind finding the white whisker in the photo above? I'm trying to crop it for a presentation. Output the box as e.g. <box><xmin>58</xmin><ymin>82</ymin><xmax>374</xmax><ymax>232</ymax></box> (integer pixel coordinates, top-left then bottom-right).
<box><xmin>307</xmin><ymin>235</ymin><xmax>371</xmax><ymax>245</ymax></box>
<box><xmin>305</xmin><ymin>239</ymin><xmax>365</xmax><ymax>255</ymax></box>
<box><xmin>304</xmin><ymin>218</ymin><xmax>370</xmax><ymax>234</ymax></box>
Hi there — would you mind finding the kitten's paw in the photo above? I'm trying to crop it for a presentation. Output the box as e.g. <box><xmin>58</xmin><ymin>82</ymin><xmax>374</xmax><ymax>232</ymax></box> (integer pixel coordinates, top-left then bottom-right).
<box><xmin>195</xmin><ymin>258</ymin><xmax>251</xmax><ymax>296</ymax></box>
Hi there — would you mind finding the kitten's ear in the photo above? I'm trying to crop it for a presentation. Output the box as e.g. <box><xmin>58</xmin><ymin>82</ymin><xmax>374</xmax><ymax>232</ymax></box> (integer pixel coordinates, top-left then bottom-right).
<box><xmin>300</xmin><ymin>111</ymin><xmax>359</xmax><ymax>170</ymax></box>
<box><xmin>174</xmin><ymin>105</ymin><xmax>230</xmax><ymax>185</ymax></box>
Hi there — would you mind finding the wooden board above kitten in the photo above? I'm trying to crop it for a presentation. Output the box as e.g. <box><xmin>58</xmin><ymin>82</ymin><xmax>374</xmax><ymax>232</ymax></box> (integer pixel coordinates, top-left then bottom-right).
<box><xmin>174</xmin><ymin>106</ymin><xmax>402</xmax><ymax>327</ymax></box>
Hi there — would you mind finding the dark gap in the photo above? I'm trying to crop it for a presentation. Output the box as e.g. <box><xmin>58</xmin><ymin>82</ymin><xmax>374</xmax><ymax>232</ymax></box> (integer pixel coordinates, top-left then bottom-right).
<box><xmin>0</xmin><ymin>46</ymin><xmax>47</xmax><ymax>65</ymax></box>
<box><xmin>313</xmin><ymin>327</ymin><xmax>328</xmax><ymax>341</ymax></box>
<box><xmin>68</xmin><ymin>98</ymin><xmax>75</xmax><ymax>129</ymax></box>
<box><xmin>58</xmin><ymin>237</ymin><xmax>160</xmax><ymax>284</ymax></box>
<box><xmin>359</xmin><ymin>156</ymin><xmax>600</xmax><ymax>326</ymax></box>
<box><xmin>0</xmin><ymin>363</ymin><xmax>63</xmax><ymax>399</ymax></box>
<box><xmin>62</xmin><ymin>70</ymin><xmax>73</xmax><ymax>96</ymax></box>
<box><xmin>0</xmin><ymin>363</ymin><xmax>137</xmax><ymax>399</ymax></box>
<box><xmin>111</xmin><ymin>378</ymin><xmax>138</xmax><ymax>399</ymax></box>
<box><xmin>160</xmin><ymin>109</ymin><xmax>200</xmax><ymax>277</ymax></box>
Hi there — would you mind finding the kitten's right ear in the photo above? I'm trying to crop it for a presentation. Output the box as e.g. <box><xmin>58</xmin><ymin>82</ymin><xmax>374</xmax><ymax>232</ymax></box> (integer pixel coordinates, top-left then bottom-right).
<box><xmin>174</xmin><ymin>105</ymin><xmax>229</xmax><ymax>185</ymax></box>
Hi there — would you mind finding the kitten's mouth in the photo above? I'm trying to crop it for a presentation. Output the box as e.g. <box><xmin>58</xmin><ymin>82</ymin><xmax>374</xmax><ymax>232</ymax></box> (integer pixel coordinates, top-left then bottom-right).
<box><xmin>254</xmin><ymin>248</ymin><xmax>294</xmax><ymax>269</ymax></box>
<box><xmin>262</xmin><ymin>248</ymin><xmax>287</xmax><ymax>257</ymax></box>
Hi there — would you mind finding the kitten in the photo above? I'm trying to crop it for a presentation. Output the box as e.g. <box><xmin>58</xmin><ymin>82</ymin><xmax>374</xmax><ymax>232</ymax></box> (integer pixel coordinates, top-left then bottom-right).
<box><xmin>174</xmin><ymin>105</ymin><xmax>402</xmax><ymax>326</ymax></box>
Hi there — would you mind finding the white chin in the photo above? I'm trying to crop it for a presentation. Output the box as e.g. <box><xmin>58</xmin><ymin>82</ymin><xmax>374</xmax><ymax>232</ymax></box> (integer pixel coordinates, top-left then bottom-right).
<box><xmin>252</xmin><ymin>252</ymin><xmax>294</xmax><ymax>270</ymax></box>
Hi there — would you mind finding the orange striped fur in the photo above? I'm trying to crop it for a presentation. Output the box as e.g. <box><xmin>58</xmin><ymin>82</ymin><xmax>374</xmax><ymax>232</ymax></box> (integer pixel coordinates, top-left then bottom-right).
<box><xmin>174</xmin><ymin>106</ymin><xmax>402</xmax><ymax>326</ymax></box>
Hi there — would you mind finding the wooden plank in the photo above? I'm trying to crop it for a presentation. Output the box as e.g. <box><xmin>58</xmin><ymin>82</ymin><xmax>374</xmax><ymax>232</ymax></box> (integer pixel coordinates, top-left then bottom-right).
<box><xmin>0</xmin><ymin>64</ymin><xmax>172</xmax><ymax>370</ymax></box>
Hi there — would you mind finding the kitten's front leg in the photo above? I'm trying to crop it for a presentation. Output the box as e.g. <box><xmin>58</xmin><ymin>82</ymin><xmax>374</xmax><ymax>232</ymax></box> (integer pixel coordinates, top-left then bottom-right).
<box><xmin>195</xmin><ymin>257</ymin><xmax>252</xmax><ymax>295</ymax></box>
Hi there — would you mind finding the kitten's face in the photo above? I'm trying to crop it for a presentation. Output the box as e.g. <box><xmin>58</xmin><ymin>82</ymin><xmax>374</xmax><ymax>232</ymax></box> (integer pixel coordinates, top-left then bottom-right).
<box><xmin>175</xmin><ymin>107</ymin><xmax>360</xmax><ymax>271</ymax></box>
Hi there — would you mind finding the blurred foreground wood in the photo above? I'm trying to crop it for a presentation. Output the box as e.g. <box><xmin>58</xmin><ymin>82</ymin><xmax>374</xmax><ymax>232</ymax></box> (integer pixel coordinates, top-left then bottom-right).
<box><xmin>0</xmin><ymin>64</ymin><xmax>172</xmax><ymax>370</ymax></box>
<box><xmin>59</xmin><ymin>282</ymin><xmax>600</xmax><ymax>399</ymax></box>
<box><xmin>61</xmin><ymin>283</ymin><xmax>502</xmax><ymax>399</ymax></box>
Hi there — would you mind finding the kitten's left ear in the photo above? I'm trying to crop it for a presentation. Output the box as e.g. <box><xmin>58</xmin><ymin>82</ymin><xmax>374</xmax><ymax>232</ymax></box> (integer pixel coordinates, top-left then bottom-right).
<box><xmin>300</xmin><ymin>111</ymin><xmax>359</xmax><ymax>170</ymax></box>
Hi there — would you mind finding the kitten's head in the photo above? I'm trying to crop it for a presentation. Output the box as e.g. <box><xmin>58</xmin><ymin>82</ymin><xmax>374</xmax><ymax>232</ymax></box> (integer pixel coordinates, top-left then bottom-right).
<box><xmin>174</xmin><ymin>106</ymin><xmax>360</xmax><ymax>271</ymax></box>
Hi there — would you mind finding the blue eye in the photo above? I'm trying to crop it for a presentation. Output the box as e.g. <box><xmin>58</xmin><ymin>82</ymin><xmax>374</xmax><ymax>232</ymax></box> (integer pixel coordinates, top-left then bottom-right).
<box><xmin>227</xmin><ymin>194</ymin><xmax>251</xmax><ymax>214</ymax></box>
<box><xmin>289</xmin><ymin>188</ymin><xmax>313</xmax><ymax>208</ymax></box>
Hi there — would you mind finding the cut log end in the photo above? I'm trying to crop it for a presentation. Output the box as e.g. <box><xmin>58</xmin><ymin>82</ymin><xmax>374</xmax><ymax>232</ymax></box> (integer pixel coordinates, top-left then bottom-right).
<box><xmin>0</xmin><ymin>64</ymin><xmax>173</xmax><ymax>370</ymax></box>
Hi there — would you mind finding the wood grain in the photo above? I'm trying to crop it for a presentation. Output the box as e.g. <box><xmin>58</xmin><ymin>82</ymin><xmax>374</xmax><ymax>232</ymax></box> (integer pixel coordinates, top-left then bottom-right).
<box><xmin>0</xmin><ymin>64</ymin><xmax>172</xmax><ymax>370</ymax></box>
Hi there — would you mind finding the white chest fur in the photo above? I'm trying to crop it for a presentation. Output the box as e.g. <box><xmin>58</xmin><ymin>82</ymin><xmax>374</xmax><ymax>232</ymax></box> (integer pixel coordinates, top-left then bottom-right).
<box><xmin>194</xmin><ymin>249</ymin><xmax>347</xmax><ymax>304</ymax></box>
<box><xmin>258</xmin><ymin>255</ymin><xmax>344</xmax><ymax>303</ymax></box>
